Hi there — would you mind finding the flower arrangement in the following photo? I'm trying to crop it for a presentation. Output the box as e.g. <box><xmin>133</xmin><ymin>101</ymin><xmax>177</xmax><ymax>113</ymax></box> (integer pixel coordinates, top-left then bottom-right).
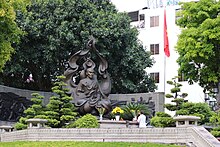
<box><xmin>97</xmin><ymin>107</ymin><xmax>105</xmax><ymax>115</ymax></box>
<box><xmin>112</xmin><ymin>107</ymin><xmax>124</xmax><ymax>115</ymax></box>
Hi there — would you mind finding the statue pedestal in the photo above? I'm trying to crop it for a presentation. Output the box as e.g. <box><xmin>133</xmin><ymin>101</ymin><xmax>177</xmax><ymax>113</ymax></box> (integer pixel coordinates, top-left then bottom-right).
<box><xmin>98</xmin><ymin>120</ymin><xmax>138</xmax><ymax>128</ymax></box>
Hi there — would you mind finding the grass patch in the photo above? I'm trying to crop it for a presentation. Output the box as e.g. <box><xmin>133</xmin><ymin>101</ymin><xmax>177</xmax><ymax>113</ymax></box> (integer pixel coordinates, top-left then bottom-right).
<box><xmin>0</xmin><ymin>141</ymin><xmax>183</xmax><ymax>147</ymax></box>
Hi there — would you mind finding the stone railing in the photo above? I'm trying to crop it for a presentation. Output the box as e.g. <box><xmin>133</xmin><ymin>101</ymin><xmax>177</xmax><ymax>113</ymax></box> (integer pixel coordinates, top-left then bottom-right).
<box><xmin>190</xmin><ymin>126</ymin><xmax>220</xmax><ymax>147</ymax></box>
<box><xmin>1</xmin><ymin>127</ymin><xmax>220</xmax><ymax>146</ymax></box>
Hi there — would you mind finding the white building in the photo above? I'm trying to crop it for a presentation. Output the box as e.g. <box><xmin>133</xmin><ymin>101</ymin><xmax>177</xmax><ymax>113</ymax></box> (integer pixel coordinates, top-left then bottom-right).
<box><xmin>111</xmin><ymin>0</ymin><xmax>205</xmax><ymax>106</ymax></box>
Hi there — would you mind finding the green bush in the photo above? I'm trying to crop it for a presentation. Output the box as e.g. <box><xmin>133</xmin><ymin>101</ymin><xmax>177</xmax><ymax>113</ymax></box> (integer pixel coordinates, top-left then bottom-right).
<box><xmin>150</xmin><ymin>112</ymin><xmax>175</xmax><ymax>127</ymax></box>
<box><xmin>211</xmin><ymin>130</ymin><xmax>220</xmax><ymax>137</ymax></box>
<box><xmin>213</xmin><ymin>127</ymin><xmax>220</xmax><ymax>131</ymax></box>
<box><xmin>176</xmin><ymin>102</ymin><xmax>212</xmax><ymax>124</ymax></box>
<box><xmin>14</xmin><ymin>122</ymin><xmax>27</xmax><ymax>130</ymax></box>
<box><xmin>211</xmin><ymin>126</ymin><xmax>220</xmax><ymax>137</ymax></box>
<box><xmin>150</xmin><ymin>117</ymin><xmax>175</xmax><ymax>127</ymax></box>
<box><xmin>66</xmin><ymin>114</ymin><xmax>99</xmax><ymax>128</ymax></box>
<box><xmin>155</xmin><ymin>112</ymin><xmax>171</xmax><ymax>117</ymax></box>
<box><xmin>210</xmin><ymin>111</ymin><xmax>220</xmax><ymax>126</ymax></box>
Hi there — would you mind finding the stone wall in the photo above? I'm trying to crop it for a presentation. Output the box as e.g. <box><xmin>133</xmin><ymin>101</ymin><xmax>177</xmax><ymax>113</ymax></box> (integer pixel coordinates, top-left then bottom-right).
<box><xmin>109</xmin><ymin>93</ymin><xmax>164</xmax><ymax>112</ymax></box>
<box><xmin>0</xmin><ymin>121</ymin><xmax>16</xmax><ymax>126</ymax></box>
<box><xmin>1</xmin><ymin>127</ymin><xmax>220</xmax><ymax>147</ymax></box>
<box><xmin>0</xmin><ymin>85</ymin><xmax>164</xmax><ymax>112</ymax></box>
<box><xmin>0</xmin><ymin>85</ymin><xmax>53</xmax><ymax>105</ymax></box>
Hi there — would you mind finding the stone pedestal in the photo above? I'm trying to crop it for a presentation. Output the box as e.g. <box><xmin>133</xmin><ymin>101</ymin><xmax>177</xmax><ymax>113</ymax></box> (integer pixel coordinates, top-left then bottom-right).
<box><xmin>173</xmin><ymin>115</ymin><xmax>200</xmax><ymax>127</ymax></box>
<box><xmin>26</xmin><ymin>118</ymin><xmax>48</xmax><ymax>129</ymax></box>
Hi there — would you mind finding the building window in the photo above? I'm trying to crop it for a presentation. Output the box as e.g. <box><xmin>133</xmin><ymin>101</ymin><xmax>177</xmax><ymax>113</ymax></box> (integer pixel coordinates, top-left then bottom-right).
<box><xmin>178</xmin><ymin>73</ymin><xmax>187</xmax><ymax>82</ymax></box>
<box><xmin>150</xmin><ymin>44</ymin><xmax>159</xmax><ymax>55</ymax></box>
<box><xmin>128</xmin><ymin>11</ymin><xmax>139</xmax><ymax>22</ymax></box>
<box><xmin>137</xmin><ymin>14</ymin><xmax>145</xmax><ymax>28</ymax></box>
<box><xmin>150</xmin><ymin>16</ymin><xmax>159</xmax><ymax>27</ymax></box>
<box><xmin>150</xmin><ymin>72</ymin><xmax>160</xmax><ymax>83</ymax></box>
<box><xmin>128</xmin><ymin>11</ymin><xmax>145</xmax><ymax>28</ymax></box>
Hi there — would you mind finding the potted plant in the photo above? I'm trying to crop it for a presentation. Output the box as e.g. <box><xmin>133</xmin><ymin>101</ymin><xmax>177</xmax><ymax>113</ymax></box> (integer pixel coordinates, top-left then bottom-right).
<box><xmin>112</xmin><ymin>107</ymin><xmax>124</xmax><ymax>121</ymax></box>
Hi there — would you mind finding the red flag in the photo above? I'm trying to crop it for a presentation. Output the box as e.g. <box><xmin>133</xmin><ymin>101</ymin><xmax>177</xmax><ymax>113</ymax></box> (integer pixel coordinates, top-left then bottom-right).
<box><xmin>164</xmin><ymin>8</ymin><xmax>170</xmax><ymax>57</ymax></box>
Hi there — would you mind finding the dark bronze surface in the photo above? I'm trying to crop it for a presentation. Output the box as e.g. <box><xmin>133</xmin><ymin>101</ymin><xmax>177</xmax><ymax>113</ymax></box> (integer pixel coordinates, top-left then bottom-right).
<box><xmin>64</xmin><ymin>37</ymin><xmax>112</xmax><ymax>115</ymax></box>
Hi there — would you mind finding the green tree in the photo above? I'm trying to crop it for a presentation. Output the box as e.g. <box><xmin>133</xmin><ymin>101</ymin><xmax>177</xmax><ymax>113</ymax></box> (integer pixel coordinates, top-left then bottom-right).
<box><xmin>0</xmin><ymin>0</ymin><xmax>156</xmax><ymax>93</ymax></box>
<box><xmin>14</xmin><ymin>92</ymin><xmax>45</xmax><ymax>130</ymax></box>
<box><xmin>176</xmin><ymin>0</ymin><xmax>220</xmax><ymax>106</ymax></box>
<box><xmin>164</xmin><ymin>77</ymin><xmax>213</xmax><ymax>125</ymax></box>
<box><xmin>164</xmin><ymin>77</ymin><xmax>188</xmax><ymax>112</ymax></box>
<box><xmin>44</xmin><ymin>75</ymin><xmax>77</xmax><ymax>128</ymax></box>
<box><xmin>0</xmin><ymin>0</ymin><xmax>29</xmax><ymax>71</ymax></box>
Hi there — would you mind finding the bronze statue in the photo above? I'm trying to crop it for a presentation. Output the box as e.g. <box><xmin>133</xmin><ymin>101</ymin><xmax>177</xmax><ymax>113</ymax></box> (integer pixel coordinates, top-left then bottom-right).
<box><xmin>64</xmin><ymin>37</ymin><xmax>112</xmax><ymax>115</ymax></box>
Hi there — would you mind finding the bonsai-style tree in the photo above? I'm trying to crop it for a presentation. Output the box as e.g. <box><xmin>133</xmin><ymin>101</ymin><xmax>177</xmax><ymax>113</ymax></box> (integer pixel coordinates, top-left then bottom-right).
<box><xmin>164</xmin><ymin>77</ymin><xmax>213</xmax><ymax>124</ymax></box>
<box><xmin>44</xmin><ymin>75</ymin><xmax>77</xmax><ymax>128</ymax></box>
<box><xmin>15</xmin><ymin>75</ymin><xmax>78</xmax><ymax>129</ymax></box>
<box><xmin>15</xmin><ymin>93</ymin><xmax>45</xmax><ymax>130</ymax></box>
<box><xmin>164</xmin><ymin>77</ymin><xmax>188</xmax><ymax>112</ymax></box>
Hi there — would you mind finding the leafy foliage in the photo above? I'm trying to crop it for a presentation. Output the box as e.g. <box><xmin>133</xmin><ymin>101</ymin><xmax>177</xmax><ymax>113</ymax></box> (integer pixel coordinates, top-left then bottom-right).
<box><xmin>176</xmin><ymin>0</ymin><xmax>220</xmax><ymax>92</ymax></box>
<box><xmin>210</xmin><ymin>110</ymin><xmax>220</xmax><ymax>126</ymax></box>
<box><xmin>121</xmin><ymin>102</ymin><xmax>149</xmax><ymax>121</ymax></box>
<box><xmin>66</xmin><ymin>114</ymin><xmax>99</xmax><ymax>128</ymax></box>
<box><xmin>164</xmin><ymin>77</ymin><xmax>188</xmax><ymax>112</ymax></box>
<box><xmin>0</xmin><ymin>0</ymin><xmax>156</xmax><ymax>94</ymax></box>
<box><xmin>0</xmin><ymin>0</ymin><xmax>30</xmax><ymax>72</ymax></box>
<box><xmin>150</xmin><ymin>112</ymin><xmax>175</xmax><ymax>128</ymax></box>
<box><xmin>15</xmin><ymin>93</ymin><xmax>45</xmax><ymax>130</ymax></box>
<box><xmin>44</xmin><ymin>75</ymin><xmax>77</xmax><ymax>128</ymax></box>
<box><xmin>211</xmin><ymin>126</ymin><xmax>220</xmax><ymax>137</ymax></box>
<box><xmin>176</xmin><ymin>102</ymin><xmax>213</xmax><ymax>124</ymax></box>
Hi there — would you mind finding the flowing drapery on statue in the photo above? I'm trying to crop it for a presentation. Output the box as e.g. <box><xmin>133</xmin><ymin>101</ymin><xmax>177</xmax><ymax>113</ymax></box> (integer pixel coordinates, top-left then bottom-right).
<box><xmin>63</xmin><ymin>37</ymin><xmax>112</xmax><ymax>115</ymax></box>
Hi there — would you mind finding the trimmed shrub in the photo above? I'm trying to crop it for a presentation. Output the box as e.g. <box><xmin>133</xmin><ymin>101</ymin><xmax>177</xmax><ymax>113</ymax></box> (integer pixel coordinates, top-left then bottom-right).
<box><xmin>66</xmin><ymin>114</ymin><xmax>99</xmax><ymax>128</ymax></box>
<box><xmin>150</xmin><ymin>112</ymin><xmax>175</xmax><ymax>127</ymax></box>
<box><xmin>14</xmin><ymin>122</ymin><xmax>27</xmax><ymax>130</ymax></box>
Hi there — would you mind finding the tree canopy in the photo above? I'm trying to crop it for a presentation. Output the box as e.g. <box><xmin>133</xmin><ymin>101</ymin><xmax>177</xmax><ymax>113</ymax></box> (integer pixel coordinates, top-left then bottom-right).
<box><xmin>176</xmin><ymin>0</ymin><xmax>220</xmax><ymax>92</ymax></box>
<box><xmin>0</xmin><ymin>0</ymin><xmax>156</xmax><ymax>94</ymax></box>
<box><xmin>0</xmin><ymin>0</ymin><xmax>29</xmax><ymax>71</ymax></box>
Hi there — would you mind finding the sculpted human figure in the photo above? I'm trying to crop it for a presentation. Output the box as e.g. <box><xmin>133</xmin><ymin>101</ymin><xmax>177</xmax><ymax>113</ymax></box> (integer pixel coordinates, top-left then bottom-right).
<box><xmin>64</xmin><ymin>37</ymin><xmax>112</xmax><ymax>115</ymax></box>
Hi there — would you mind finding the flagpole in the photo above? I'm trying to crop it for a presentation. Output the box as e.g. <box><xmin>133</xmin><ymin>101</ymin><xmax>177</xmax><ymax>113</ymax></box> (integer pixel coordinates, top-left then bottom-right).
<box><xmin>163</xmin><ymin>6</ymin><xmax>170</xmax><ymax>94</ymax></box>
<box><xmin>164</xmin><ymin>53</ymin><xmax>166</xmax><ymax>93</ymax></box>
<box><xmin>164</xmin><ymin>6</ymin><xmax>166</xmax><ymax>94</ymax></box>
